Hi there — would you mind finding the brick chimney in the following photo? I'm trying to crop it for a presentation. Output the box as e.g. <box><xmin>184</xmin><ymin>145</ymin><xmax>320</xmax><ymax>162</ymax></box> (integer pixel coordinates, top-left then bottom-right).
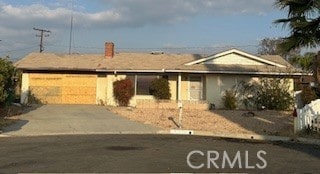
<box><xmin>105</xmin><ymin>42</ymin><xmax>114</xmax><ymax>58</ymax></box>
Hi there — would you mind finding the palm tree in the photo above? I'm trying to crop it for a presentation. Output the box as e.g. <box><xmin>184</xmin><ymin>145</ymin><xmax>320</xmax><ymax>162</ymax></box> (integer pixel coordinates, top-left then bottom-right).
<box><xmin>274</xmin><ymin>0</ymin><xmax>320</xmax><ymax>52</ymax></box>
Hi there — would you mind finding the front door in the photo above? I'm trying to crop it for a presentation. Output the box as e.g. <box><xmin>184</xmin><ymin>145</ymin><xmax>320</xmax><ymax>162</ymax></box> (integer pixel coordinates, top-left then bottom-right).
<box><xmin>189</xmin><ymin>76</ymin><xmax>203</xmax><ymax>100</ymax></box>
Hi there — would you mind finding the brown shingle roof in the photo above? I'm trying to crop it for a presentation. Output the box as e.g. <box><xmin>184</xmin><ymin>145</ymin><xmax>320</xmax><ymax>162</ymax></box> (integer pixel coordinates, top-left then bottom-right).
<box><xmin>103</xmin><ymin>52</ymin><xmax>201</xmax><ymax>70</ymax></box>
<box><xmin>15</xmin><ymin>53</ymin><xmax>105</xmax><ymax>71</ymax></box>
<box><xmin>260</xmin><ymin>55</ymin><xmax>294</xmax><ymax>68</ymax></box>
<box><xmin>15</xmin><ymin>51</ymin><xmax>302</xmax><ymax>74</ymax></box>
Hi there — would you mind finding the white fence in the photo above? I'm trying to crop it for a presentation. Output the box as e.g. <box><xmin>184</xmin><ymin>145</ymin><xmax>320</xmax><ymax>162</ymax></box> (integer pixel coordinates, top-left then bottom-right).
<box><xmin>296</xmin><ymin>99</ymin><xmax>320</xmax><ymax>133</ymax></box>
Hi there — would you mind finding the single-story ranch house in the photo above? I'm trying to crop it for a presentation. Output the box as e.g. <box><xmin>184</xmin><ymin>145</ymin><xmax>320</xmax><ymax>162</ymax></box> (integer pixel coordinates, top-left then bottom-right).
<box><xmin>15</xmin><ymin>42</ymin><xmax>305</xmax><ymax>109</ymax></box>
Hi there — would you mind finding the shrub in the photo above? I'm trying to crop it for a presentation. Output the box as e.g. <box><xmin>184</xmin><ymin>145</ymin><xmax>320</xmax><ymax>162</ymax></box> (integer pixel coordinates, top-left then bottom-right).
<box><xmin>0</xmin><ymin>57</ymin><xmax>15</xmax><ymax>106</ymax></box>
<box><xmin>222</xmin><ymin>90</ymin><xmax>237</xmax><ymax>110</ymax></box>
<box><xmin>149</xmin><ymin>78</ymin><xmax>171</xmax><ymax>100</ymax></box>
<box><xmin>113</xmin><ymin>79</ymin><xmax>134</xmax><ymax>106</ymax></box>
<box><xmin>255</xmin><ymin>78</ymin><xmax>294</xmax><ymax>110</ymax></box>
<box><xmin>236</xmin><ymin>78</ymin><xmax>294</xmax><ymax>110</ymax></box>
<box><xmin>234</xmin><ymin>80</ymin><xmax>260</xmax><ymax>110</ymax></box>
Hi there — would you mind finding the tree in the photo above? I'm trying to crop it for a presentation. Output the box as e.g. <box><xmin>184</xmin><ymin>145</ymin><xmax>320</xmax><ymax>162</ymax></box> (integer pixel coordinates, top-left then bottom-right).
<box><xmin>289</xmin><ymin>52</ymin><xmax>316</xmax><ymax>71</ymax></box>
<box><xmin>0</xmin><ymin>57</ymin><xmax>15</xmax><ymax>106</ymax></box>
<box><xmin>258</xmin><ymin>38</ymin><xmax>283</xmax><ymax>55</ymax></box>
<box><xmin>274</xmin><ymin>0</ymin><xmax>320</xmax><ymax>52</ymax></box>
<box><xmin>258</xmin><ymin>37</ymin><xmax>300</xmax><ymax>59</ymax></box>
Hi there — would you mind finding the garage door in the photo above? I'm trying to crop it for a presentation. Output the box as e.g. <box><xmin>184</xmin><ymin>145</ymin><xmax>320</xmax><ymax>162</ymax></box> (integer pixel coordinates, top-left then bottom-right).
<box><xmin>28</xmin><ymin>73</ymin><xmax>97</xmax><ymax>104</ymax></box>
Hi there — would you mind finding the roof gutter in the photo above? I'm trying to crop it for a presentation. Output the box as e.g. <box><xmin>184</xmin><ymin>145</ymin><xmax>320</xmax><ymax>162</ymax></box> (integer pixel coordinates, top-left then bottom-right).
<box><xmin>96</xmin><ymin>69</ymin><xmax>167</xmax><ymax>73</ymax></box>
<box><xmin>97</xmin><ymin>69</ymin><xmax>310</xmax><ymax>76</ymax></box>
<box><xmin>19</xmin><ymin>68</ymin><xmax>311</xmax><ymax>76</ymax></box>
<box><xmin>165</xmin><ymin>69</ymin><xmax>311</xmax><ymax>76</ymax></box>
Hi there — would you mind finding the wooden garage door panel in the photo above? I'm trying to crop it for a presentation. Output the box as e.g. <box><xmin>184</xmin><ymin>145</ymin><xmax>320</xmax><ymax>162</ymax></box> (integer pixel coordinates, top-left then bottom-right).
<box><xmin>61</xmin><ymin>87</ymin><xmax>96</xmax><ymax>95</ymax></box>
<box><xmin>62</xmin><ymin>95</ymin><xmax>96</xmax><ymax>104</ymax></box>
<box><xmin>30</xmin><ymin>86</ymin><xmax>61</xmax><ymax>96</ymax></box>
<box><xmin>37</xmin><ymin>96</ymin><xmax>62</xmax><ymax>104</ymax></box>
<box><xmin>29</xmin><ymin>74</ymin><xmax>63</xmax><ymax>86</ymax></box>
<box><xmin>63</xmin><ymin>75</ymin><xmax>96</xmax><ymax>87</ymax></box>
<box><xmin>28</xmin><ymin>73</ymin><xmax>97</xmax><ymax>104</ymax></box>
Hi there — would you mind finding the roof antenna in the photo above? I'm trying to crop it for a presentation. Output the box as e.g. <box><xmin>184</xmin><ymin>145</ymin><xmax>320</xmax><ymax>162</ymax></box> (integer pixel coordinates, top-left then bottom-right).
<box><xmin>68</xmin><ymin>0</ymin><xmax>74</xmax><ymax>55</ymax></box>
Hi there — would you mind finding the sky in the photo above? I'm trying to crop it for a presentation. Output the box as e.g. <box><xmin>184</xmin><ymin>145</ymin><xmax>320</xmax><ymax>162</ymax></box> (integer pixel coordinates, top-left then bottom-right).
<box><xmin>0</xmin><ymin>0</ymin><xmax>291</xmax><ymax>60</ymax></box>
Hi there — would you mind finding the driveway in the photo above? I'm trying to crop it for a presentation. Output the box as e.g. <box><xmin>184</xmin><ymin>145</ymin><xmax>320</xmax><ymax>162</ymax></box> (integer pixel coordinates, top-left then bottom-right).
<box><xmin>2</xmin><ymin>105</ymin><xmax>160</xmax><ymax>136</ymax></box>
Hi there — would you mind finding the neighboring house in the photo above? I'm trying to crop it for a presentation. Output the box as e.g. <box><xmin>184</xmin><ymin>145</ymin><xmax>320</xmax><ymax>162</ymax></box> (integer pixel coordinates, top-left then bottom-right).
<box><xmin>15</xmin><ymin>42</ymin><xmax>305</xmax><ymax>108</ymax></box>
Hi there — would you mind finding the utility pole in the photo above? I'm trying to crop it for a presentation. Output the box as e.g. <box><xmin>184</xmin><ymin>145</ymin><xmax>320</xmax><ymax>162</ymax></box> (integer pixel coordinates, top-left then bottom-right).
<box><xmin>33</xmin><ymin>27</ymin><xmax>50</xmax><ymax>53</ymax></box>
<box><xmin>69</xmin><ymin>0</ymin><xmax>74</xmax><ymax>55</ymax></box>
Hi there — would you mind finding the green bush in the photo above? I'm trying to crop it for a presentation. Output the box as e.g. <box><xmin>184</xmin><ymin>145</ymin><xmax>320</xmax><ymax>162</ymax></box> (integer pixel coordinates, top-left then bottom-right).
<box><xmin>0</xmin><ymin>57</ymin><xmax>15</xmax><ymax>106</ymax></box>
<box><xmin>149</xmin><ymin>78</ymin><xmax>171</xmax><ymax>100</ymax></box>
<box><xmin>113</xmin><ymin>79</ymin><xmax>134</xmax><ymax>106</ymax></box>
<box><xmin>222</xmin><ymin>90</ymin><xmax>237</xmax><ymax>110</ymax></box>
<box><xmin>236</xmin><ymin>78</ymin><xmax>294</xmax><ymax>110</ymax></box>
<box><xmin>255</xmin><ymin>78</ymin><xmax>294</xmax><ymax>110</ymax></box>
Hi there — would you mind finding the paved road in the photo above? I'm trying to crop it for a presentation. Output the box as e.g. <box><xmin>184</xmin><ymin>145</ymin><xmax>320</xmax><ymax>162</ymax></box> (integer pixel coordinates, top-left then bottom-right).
<box><xmin>2</xmin><ymin>105</ymin><xmax>159</xmax><ymax>136</ymax></box>
<box><xmin>0</xmin><ymin>134</ymin><xmax>319</xmax><ymax>173</ymax></box>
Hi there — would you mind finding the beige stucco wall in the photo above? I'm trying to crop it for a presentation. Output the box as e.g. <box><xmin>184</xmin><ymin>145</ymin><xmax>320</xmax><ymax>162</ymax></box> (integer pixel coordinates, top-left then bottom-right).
<box><xmin>206</xmin><ymin>74</ymin><xmax>252</xmax><ymax>108</ymax></box>
<box><xmin>288</xmin><ymin>78</ymin><xmax>294</xmax><ymax>92</ymax></box>
<box><xmin>96</xmin><ymin>75</ymin><xmax>108</xmax><ymax>105</ymax></box>
<box><xmin>204</xmin><ymin>53</ymin><xmax>265</xmax><ymax>65</ymax></box>
<box><xmin>180</xmin><ymin>74</ymin><xmax>189</xmax><ymax>100</ymax></box>
<box><xmin>168</xmin><ymin>75</ymin><xmax>177</xmax><ymax>100</ymax></box>
<box><xmin>205</xmin><ymin>74</ymin><xmax>295</xmax><ymax>109</ymax></box>
<box><xmin>106</xmin><ymin>74</ymin><xmax>126</xmax><ymax>106</ymax></box>
<box><xmin>20</xmin><ymin>73</ymin><xmax>29</xmax><ymax>104</ymax></box>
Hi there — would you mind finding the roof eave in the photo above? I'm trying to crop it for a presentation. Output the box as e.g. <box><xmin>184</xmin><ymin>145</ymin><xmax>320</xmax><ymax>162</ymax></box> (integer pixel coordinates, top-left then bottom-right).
<box><xmin>17</xmin><ymin>67</ymin><xmax>98</xmax><ymax>72</ymax></box>
<box><xmin>165</xmin><ymin>69</ymin><xmax>310</xmax><ymax>76</ymax></box>
<box><xmin>18</xmin><ymin>67</ymin><xmax>310</xmax><ymax>76</ymax></box>
<box><xmin>97</xmin><ymin>68</ymin><xmax>310</xmax><ymax>76</ymax></box>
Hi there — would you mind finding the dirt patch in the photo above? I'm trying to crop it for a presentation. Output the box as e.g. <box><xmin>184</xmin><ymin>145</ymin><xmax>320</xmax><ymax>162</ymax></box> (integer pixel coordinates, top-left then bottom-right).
<box><xmin>108</xmin><ymin>107</ymin><xmax>294</xmax><ymax>136</ymax></box>
<box><xmin>0</xmin><ymin>105</ymin><xmax>25</xmax><ymax>118</ymax></box>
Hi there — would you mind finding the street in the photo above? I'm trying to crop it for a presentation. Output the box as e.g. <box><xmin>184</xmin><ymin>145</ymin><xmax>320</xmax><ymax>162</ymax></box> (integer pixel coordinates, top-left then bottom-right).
<box><xmin>0</xmin><ymin>134</ymin><xmax>319</xmax><ymax>173</ymax></box>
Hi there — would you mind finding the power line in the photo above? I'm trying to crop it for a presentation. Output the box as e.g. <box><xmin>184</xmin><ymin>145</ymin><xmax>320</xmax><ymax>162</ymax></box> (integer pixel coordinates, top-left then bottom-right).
<box><xmin>33</xmin><ymin>27</ymin><xmax>51</xmax><ymax>53</ymax></box>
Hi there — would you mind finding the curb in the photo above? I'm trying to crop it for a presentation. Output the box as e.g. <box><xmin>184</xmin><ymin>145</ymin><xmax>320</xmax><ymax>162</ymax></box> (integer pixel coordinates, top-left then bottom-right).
<box><xmin>1</xmin><ymin>129</ymin><xmax>320</xmax><ymax>145</ymax></box>
<box><xmin>157</xmin><ymin>129</ymin><xmax>320</xmax><ymax>145</ymax></box>
<box><xmin>0</xmin><ymin>131</ymin><xmax>159</xmax><ymax>137</ymax></box>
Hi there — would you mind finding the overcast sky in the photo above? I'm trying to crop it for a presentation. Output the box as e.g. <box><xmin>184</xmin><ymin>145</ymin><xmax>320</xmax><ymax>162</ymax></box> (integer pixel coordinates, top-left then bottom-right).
<box><xmin>0</xmin><ymin>0</ymin><xmax>289</xmax><ymax>60</ymax></box>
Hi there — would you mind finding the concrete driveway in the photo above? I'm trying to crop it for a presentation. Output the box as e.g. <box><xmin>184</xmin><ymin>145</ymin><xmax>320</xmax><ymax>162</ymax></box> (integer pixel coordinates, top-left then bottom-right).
<box><xmin>2</xmin><ymin>105</ymin><xmax>160</xmax><ymax>136</ymax></box>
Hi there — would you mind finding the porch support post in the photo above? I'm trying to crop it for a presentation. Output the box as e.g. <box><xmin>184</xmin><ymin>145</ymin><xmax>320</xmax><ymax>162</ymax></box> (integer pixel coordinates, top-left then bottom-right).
<box><xmin>178</xmin><ymin>73</ymin><xmax>181</xmax><ymax>101</ymax></box>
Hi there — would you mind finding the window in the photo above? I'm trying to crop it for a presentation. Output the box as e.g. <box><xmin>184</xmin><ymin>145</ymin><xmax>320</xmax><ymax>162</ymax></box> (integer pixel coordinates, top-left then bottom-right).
<box><xmin>189</xmin><ymin>76</ymin><xmax>203</xmax><ymax>100</ymax></box>
<box><xmin>136</xmin><ymin>75</ymin><xmax>157</xmax><ymax>95</ymax></box>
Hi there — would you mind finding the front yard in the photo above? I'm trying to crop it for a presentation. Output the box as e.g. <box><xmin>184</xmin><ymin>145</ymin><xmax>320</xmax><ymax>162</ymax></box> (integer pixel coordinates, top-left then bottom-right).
<box><xmin>108</xmin><ymin>107</ymin><xmax>294</xmax><ymax>137</ymax></box>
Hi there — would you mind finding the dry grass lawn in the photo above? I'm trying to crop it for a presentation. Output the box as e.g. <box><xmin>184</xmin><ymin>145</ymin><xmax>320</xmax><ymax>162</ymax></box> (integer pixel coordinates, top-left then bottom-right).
<box><xmin>108</xmin><ymin>107</ymin><xmax>294</xmax><ymax>137</ymax></box>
